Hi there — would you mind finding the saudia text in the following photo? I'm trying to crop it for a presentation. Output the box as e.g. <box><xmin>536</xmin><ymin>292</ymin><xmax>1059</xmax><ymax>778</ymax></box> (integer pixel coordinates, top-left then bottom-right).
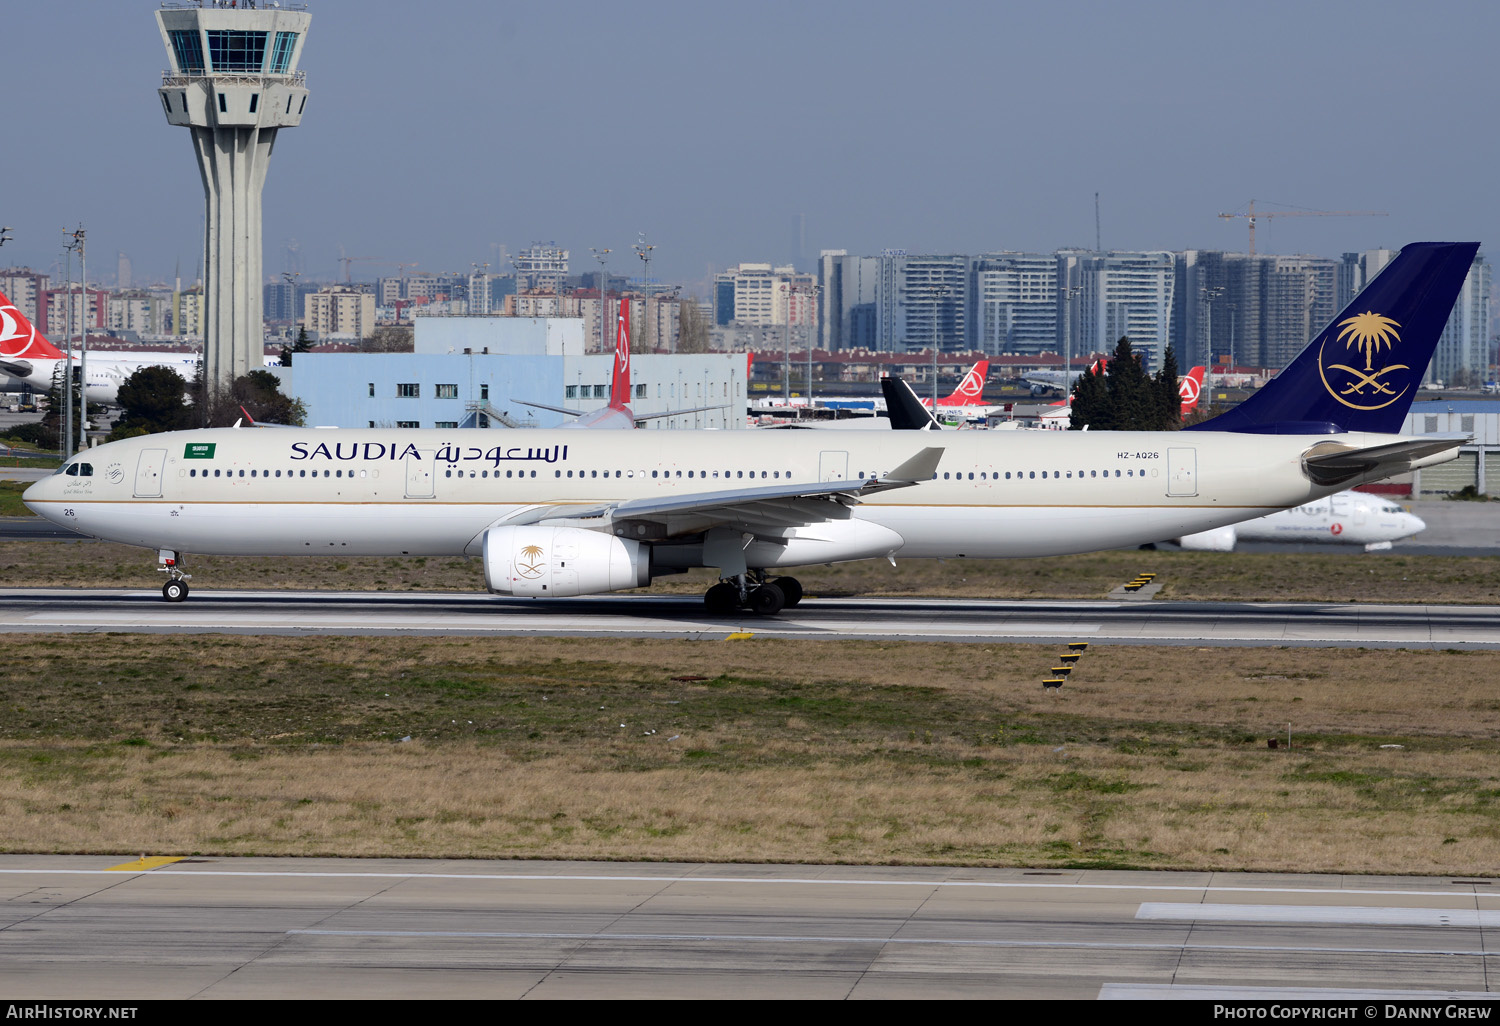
<box><xmin>289</xmin><ymin>442</ymin><xmax>568</xmax><ymax>467</ymax></box>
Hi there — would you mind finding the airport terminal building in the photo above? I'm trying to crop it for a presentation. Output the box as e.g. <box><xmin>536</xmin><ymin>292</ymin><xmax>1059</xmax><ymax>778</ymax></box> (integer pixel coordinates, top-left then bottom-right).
<box><xmin>286</xmin><ymin>317</ymin><xmax>747</xmax><ymax>430</ymax></box>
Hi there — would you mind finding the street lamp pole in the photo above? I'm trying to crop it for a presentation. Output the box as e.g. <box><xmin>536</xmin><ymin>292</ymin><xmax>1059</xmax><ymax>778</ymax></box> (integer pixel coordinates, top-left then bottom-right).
<box><xmin>1062</xmin><ymin>284</ymin><xmax>1084</xmax><ymax>392</ymax></box>
<box><xmin>634</xmin><ymin>234</ymin><xmax>655</xmax><ymax>352</ymax></box>
<box><xmin>61</xmin><ymin>233</ymin><xmax>73</xmax><ymax>459</ymax></box>
<box><xmin>927</xmin><ymin>284</ymin><xmax>950</xmax><ymax>406</ymax></box>
<box><xmin>1201</xmin><ymin>284</ymin><xmax>1224</xmax><ymax>411</ymax></box>
<box><xmin>590</xmin><ymin>247</ymin><xmax>611</xmax><ymax>356</ymax></box>
<box><xmin>73</xmin><ymin>226</ymin><xmax>87</xmax><ymax>450</ymax></box>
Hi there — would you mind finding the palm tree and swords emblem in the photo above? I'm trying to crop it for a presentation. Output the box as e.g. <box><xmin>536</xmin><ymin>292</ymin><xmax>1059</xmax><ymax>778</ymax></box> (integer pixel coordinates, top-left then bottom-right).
<box><xmin>1318</xmin><ymin>311</ymin><xmax>1409</xmax><ymax>411</ymax></box>
<box><xmin>517</xmin><ymin>544</ymin><xmax>546</xmax><ymax>579</ymax></box>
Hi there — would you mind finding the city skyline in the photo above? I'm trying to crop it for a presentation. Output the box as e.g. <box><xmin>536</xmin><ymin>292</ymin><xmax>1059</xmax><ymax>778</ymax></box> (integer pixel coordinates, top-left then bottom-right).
<box><xmin>4</xmin><ymin>1</ymin><xmax>1497</xmax><ymax>292</ymax></box>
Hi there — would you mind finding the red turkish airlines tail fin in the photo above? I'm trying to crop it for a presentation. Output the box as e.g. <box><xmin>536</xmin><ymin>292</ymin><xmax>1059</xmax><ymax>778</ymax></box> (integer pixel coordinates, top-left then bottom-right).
<box><xmin>0</xmin><ymin>291</ymin><xmax>66</xmax><ymax>362</ymax></box>
<box><xmin>608</xmin><ymin>298</ymin><xmax>631</xmax><ymax>410</ymax></box>
<box><xmin>1179</xmin><ymin>365</ymin><xmax>1206</xmax><ymax>414</ymax></box>
<box><xmin>934</xmin><ymin>360</ymin><xmax>989</xmax><ymax>407</ymax></box>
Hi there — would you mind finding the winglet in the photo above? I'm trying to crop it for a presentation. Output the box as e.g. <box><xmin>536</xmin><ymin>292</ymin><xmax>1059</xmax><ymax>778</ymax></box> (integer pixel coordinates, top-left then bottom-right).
<box><xmin>883</xmin><ymin>446</ymin><xmax>943</xmax><ymax>483</ymax></box>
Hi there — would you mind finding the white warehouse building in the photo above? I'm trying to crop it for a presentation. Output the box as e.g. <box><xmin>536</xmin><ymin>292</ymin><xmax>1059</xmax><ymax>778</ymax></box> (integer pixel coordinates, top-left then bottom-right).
<box><xmin>286</xmin><ymin>317</ymin><xmax>747</xmax><ymax>430</ymax></box>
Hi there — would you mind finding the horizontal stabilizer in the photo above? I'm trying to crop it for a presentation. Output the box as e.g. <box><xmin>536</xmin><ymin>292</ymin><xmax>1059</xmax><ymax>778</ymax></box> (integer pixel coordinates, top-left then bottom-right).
<box><xmin>1302</xmin><ymin>435</ymin><xmax>1467</xmax><ymax>486</ymax></box>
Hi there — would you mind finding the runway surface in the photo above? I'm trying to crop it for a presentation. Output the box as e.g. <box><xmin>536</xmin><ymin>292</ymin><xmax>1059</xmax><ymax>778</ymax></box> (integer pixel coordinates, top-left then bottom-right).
<box><xmin>2</xmin><ymin>588</ymin><xmax>1499</xmax><ymax>648</ymax></box>
<box><xmin>1</xmin><ymin>856</ymin><xmax>1497</xmax><ymax>999</ymax></box>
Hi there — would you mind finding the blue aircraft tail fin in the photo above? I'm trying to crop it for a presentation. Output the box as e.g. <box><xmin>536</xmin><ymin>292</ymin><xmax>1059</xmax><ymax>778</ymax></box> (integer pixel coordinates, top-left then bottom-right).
<box><xmin>1188</xmin><ymin>242</ymin><xmax>1479</xmax><ymax>435</ymax></box>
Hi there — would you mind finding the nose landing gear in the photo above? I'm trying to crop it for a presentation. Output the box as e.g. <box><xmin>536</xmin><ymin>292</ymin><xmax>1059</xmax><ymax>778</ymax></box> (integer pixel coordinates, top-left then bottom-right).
<box><xmin>156</xmin><ymin>549</ymin><xmax>191</xmax><ymax>602</ymax></box>
<box><xmin>702</xmin><ymin>572</ymin><xmax>803</xmax><ymax>616</ymax></box>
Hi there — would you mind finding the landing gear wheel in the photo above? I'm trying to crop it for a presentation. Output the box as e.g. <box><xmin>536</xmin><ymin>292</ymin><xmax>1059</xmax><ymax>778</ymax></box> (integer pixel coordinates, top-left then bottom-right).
<box><xmin>704</xmin><ymin>582</ymin><xmax>739</xmax><ymax>614</ymax></box>
<box><xmin>773</xmin><ymin>576</ymin><xmax>803</xmax><ymax>607</ymax></box>
<box><xmin>748</xmin><ymin>583</ymin><xmax>786</xmax><ymax>616</ymax></box>
<box><xmin>162</xmin><ymin>579</ymin><xmax>189</xmax><ymax>603</ymax></box>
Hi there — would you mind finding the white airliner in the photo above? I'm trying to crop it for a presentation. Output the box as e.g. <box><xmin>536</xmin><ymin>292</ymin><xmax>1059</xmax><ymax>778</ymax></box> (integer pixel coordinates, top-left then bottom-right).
<box><xmin>0</xmin><ymin>291</ymin><xmax>272</xmax><ymax>404</ymax></box>
<box><xmin>1175</xmin><ymin>491</ymin><xmax>1425</xmax><ymax>552</ymax></box>
<box><xmin>22</xmin><ymin>243</ymin><xmax>1478</xmax><ymax>614</ymax></box>
<box><xmin>1023</xmin><ymin>358</ymin><xmax>1106</xmax><ymax>395</ymax></box>
<box><xmin>513</xmin><ymin>298</ymin><xmax>725</xmax><ymax>429</ymax></box>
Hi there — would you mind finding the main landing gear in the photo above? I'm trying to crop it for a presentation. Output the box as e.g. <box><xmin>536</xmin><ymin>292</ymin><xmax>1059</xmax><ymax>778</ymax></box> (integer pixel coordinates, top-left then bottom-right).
<box><xmin>703</xmin><ymin>572</ymin><xmax>803</xmax><ymax>616</ymax></box>
<box><xmin>156</xmin><ymin>549</ymin><xmax>191</xmax><ymax>603</ymax></box>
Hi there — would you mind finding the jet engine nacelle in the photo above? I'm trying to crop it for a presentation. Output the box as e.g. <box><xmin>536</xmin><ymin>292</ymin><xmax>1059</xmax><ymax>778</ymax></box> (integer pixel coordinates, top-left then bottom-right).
<box><xmin>1176</xmin><ymin>526</ymin><xmax>1237</xmax><ymax>552</ymax></box>
<box><xmin>483</xmin><ymin>525</ymin><xmax>650</xmax><ymax>597</ymax></box>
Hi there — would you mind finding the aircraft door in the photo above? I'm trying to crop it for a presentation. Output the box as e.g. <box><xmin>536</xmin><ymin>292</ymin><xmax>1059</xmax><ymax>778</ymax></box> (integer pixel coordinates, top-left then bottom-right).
<box><xmin>133</xmin><ymin>448</ymin><xmax>167</xmax><ymax>497</ymax></box>
<box><xmin>1166</xmin><ymin>447</ymin><xmax>1197</xmax><ymax>497</ymax></box>
<box><xmin>405</xmin><ymin>450</ymin><xmax>435</xmax><ymax>498</ymax></box>
<box><xmin>818</xmin><ymin>451</ymin><xmax>849</xmax><ymax>482</ymax></box>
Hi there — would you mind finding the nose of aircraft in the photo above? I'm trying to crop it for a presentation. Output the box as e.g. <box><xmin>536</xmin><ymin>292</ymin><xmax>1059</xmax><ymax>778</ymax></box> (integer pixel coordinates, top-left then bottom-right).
<box><xmin>1404</xmin><ymin>512</ymin><xmax>1426</xmax><ymax>538</ymax></box>
<box><xmin>22</xmin><ymin>476</ymin><xmax>57</xmax><ymax>516</ymax></box>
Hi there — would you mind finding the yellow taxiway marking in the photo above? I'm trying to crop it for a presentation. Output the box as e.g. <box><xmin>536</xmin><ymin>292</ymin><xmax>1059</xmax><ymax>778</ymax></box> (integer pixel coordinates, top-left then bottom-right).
<box><xmin>107</xmin><ymin>856</ymin><xmax>183</xmax><ymax>872</ymax></box>
<box><xmin>724</xmin><ymin>632</ymin><xmax>755</xmax><ymax>641</ymax></box>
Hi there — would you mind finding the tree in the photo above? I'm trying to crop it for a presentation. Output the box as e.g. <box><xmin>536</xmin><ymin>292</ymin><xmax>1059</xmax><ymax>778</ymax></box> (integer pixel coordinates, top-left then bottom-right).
<box><xmin>229</xmin><ymin>369</ymin><xmax>306</xmax><ymax>426</ymax></box>
<box><xmin>107</xmin><ymin>365</ymin><xmax>192</xmax><ymax>441</ymax></box>
<box><xmin>1069</xmin><ymin>337</ymin><xmax>1184</xmax><ymax>431</ymax></box>
<box><xmin>1151</xmin><ymin>344</ymin><xmax>1182</xmax><ymax>430</ymax></box>
<box><xmin>676</xmin><ymin>297</ymin><xmax>711</xmax><ymax>354</ymax></box>
<box><xmin>279</xmin><ymin>325</ymin><xmax>316</xmax><ymax>366</ymax></box>
<box><xmin>1068</xmin><ymin>357</ymin><xmax>1109</xmax><ymax>430</ymax></box>
<box><xmin>359</xmin><ymin>325</ymin><xmax>414</xmax><ymax>353</ymax></box>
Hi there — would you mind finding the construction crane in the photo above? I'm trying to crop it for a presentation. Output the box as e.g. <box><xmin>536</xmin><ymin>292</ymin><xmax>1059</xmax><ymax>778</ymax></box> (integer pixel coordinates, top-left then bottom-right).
<box><xmin>1218</xmin><ymin>199</ymin><xmax>1387</xmax><ymax>256</ymax></box>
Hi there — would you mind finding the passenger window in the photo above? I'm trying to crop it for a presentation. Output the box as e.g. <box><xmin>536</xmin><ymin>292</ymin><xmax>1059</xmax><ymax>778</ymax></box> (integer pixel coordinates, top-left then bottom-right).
<box><xmin>238</xmin><ymin>470</ymin><xmax>245</xmax><ymax>477</ymax></box>
<box><xmin>189</xmin><ymin>469</ymin><xmax>196</xmax><ymax>478</ymax></box>
<box><xmin>1041</xmin><ymin>472</ymin><xmax>1047</xmax><ymax>479</ymax></box>
<box><xmin>506</xmin><ymin>470</ymin><xmax>513</xmax><ymax>478</ymax></box>
<box><xmin>1029</xmin><ymin>471</ymin><xmax>1035</xmax><ymax>479</ymax></box>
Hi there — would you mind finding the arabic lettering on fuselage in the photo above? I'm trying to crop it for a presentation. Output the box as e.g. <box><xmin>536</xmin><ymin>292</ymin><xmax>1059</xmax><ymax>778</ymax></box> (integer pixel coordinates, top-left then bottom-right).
<box><xmin>289</xmin><ymin>441</ymin><xmax>569</xmax><ymax>467</ymax></box>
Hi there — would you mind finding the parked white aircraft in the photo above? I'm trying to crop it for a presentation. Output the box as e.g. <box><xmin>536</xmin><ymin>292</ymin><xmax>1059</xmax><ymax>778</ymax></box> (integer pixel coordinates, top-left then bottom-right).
<box><xmin>1175</xmin><ymin>491</ymin><xmax>1425</xmax><ymax>551</ymax></box>
<box><xmin>0</xmin><ymin>291</ymin><xmax>272</xmax><ymax>404</ymax></box>
<box><xmin>514</xmin><ymin>298</ymin><xmax>725</xmax><ymax>429</ymax></box>
<box><xmin>1023</xmin><ymin>358</ymin><xmax>1106</xmax><ymax>395</ymax></box>
<box><xmin>23</xmin><ymin>243</ymin><xmax>1478</xmax><ymax>614</ymax></box>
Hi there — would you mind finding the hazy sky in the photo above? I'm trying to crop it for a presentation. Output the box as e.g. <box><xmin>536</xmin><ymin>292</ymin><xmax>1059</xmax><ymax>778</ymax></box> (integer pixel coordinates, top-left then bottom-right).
<box><xmin>6</xmin><ymin>0</ymin><xmax>1497</xmax><ymax>292</ymax></box>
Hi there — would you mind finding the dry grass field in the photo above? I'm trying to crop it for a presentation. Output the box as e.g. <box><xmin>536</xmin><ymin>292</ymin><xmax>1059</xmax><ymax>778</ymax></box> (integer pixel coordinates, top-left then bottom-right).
<box><xmin>3</xmin><ymin>634</ymin><xmax>1499</xmax><ymax>875</ymax></box>
<box><xmin>6</xmin><ymin>538</ymin><xmax>1500</xmax><ymax>604</ymax></box>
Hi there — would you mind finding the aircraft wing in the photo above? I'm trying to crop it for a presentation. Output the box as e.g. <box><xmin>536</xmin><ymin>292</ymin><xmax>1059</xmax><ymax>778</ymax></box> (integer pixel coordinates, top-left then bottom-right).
<box><xmin>510</xmin><ymin>446</ymin><xmax>943</xmax><ymax>537</ymax></box>
<box><xmin>513</xmin><ymin>398</ymin><xmax>586</xmax><ymax>417</ymax></box>
<box><xmin>1302</xmin><ymin>434</ymin><xmax>1468</xmax><ymax>486</ymax></box>
<box><xmin>632</xmin><ymin>403</ymin><xmax>730</xmax><ymax>423</ymax></box>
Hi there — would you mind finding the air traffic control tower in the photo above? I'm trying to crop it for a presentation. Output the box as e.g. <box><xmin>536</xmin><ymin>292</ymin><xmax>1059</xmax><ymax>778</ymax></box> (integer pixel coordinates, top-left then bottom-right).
<box><xmin>155</xmin><ymin>2</ymin><xmax>311</xmax><ymax>388</ymax></box>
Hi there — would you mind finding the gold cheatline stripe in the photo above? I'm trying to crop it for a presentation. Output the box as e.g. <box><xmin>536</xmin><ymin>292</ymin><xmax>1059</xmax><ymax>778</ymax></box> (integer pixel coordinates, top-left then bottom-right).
<box><xmin>27</xmin><ymin>499</ymin><xmax>1286</xmax><ymax>511</ymax></box>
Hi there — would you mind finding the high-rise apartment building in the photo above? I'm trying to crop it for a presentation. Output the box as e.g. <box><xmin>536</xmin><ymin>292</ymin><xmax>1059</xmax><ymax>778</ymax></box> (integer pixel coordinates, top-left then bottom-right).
<box><xmin>713</xmin><ymin>264</ymin><xmax>816</xmax><ymax>328</ymax></box>
<box><xmin>305</xmin><ymin>287</ymin><xmax>377</xmax><ymax>339</ymax></box>
<box><xmin>1061</xmin><ymin>251</ymin><xmax>1176</xmax><ymax>369</ymax></box>
<box><xmin>971</xmin><ymin>253</ymin><xmax>1058</xmax><ymax>356</ymax></box>
<box><xmin>514</xmin><ymin>243</ymin><xmax>569</xmax><ymax>294</ymax></box>
<box><xmin>0</xmin><ymin>269</ymin><xmax>50</xmax><ymax>322</ymax></box>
